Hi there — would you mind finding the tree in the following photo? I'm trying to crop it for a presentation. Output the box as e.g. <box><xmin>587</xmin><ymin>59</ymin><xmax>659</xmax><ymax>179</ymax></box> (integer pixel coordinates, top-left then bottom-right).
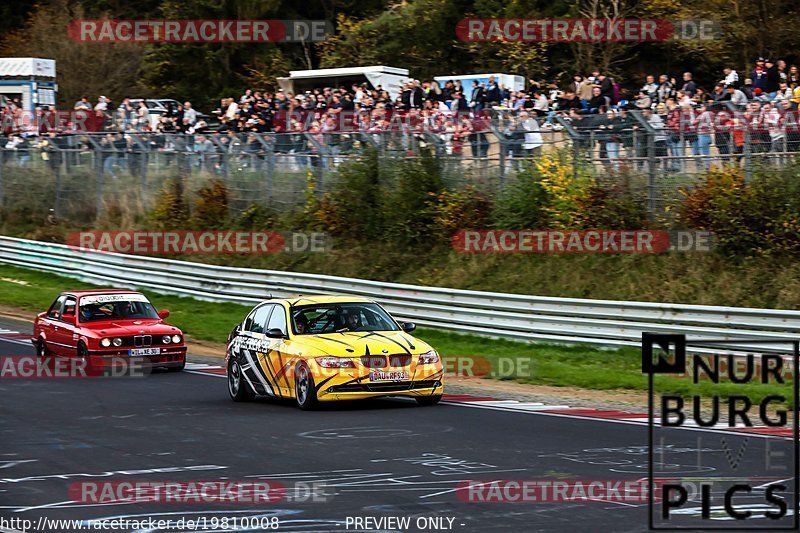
<box><xmin>0</xmin><ymin>0</ymin><xmax>146</xmax><ymax>108</ymax></box>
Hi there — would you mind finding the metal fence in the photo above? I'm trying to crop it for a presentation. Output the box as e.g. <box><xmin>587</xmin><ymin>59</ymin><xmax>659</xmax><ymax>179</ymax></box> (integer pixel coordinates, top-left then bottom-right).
<box><xmin>0</xmin><ymin>127</ymin><xmax>570</xmax><ymax>224</ymax></box>
<box><xmin>1</xmin><ymin>235</ymin><xmax>798</xmax><ymax>352</ymax></box>
<box><xmin>2</xmin><ymin>107</ymin><xmax>800</xmax><ymax>224</ymax></box>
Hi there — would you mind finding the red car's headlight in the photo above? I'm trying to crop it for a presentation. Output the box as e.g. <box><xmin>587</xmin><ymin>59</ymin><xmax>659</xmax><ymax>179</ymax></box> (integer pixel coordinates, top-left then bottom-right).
<box><xmin>418</xmin><ymin>350</ymin><xmax>439</xmax><ymax>364</ymax></box>
<box><xmin>315</xmin><ymin>357</ymin><xmax>356</xmax><ymax>368</ymax></box>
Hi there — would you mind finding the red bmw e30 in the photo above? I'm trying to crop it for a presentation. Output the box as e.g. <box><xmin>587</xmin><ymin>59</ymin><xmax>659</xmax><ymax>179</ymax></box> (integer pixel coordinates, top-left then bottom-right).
<box><xmin>32</xmin><ymin>289</ymin><xmax>186</xmax><ymax>371</ymax></box>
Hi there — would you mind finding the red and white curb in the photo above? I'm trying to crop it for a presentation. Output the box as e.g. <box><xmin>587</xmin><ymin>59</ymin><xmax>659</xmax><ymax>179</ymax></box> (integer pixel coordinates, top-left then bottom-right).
<box><xmin>184</xmin><ymin>363</ymin><xmax>793</xmax><ymax>439</ymax></box>
<box><xmin>0</xmin><ymin>329</ymin><xmax>31</xmax><ymax>346</ymax></box>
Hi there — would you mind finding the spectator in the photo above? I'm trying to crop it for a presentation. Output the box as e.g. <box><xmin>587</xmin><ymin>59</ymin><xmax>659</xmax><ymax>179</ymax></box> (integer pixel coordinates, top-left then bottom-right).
<box><xmin>94</xmin><ymin>96</ymin><xmax>108</xmax><ymax>112</ymax></box>
<box><xmin>765</xmin><ymin>59</ymin><xmax>781</xmax><ymax>99</ymax></box>
<box><xmin>532</xmin><ymin>91</ymin><xmax>549</xmax><ymax>117</ymax></box>
<box><xmin>681</xmin><ymin>72</ymin><xmax>697</xmax><ymax>97</ymax></box>
<box><xmin>518</xmin><ymin>111</ymin><xmax>542</xmax><ymax>157</ymax></box>
<box><xmin>656</xmin><ymin>74</ymin><xmax>674</xmax><ymax>103</ymax></box>
<box><xmin>710</xmin><ymin>83</ymin><xmax>730</xmax><ymax>104</ymax></box>
<box><xmin>469</xmin><ymin>81</ymin><xmax>485</xmax><ymax>111</ymax></box>
<box><xmin>183</xmin><ymin>102</ymin><xmax>197</xmax><ymax>126</ymax></box>
<box><xmin>777</xmin><ymin>59</ymin><xmax>788</xmax><ymax>83</ymax></box>
<box><xmin>451</xmin><ymin>91</ymin><xmax>469</xmax><ymax>112</ymax></box>
<box><xmin>588</xmin><ymin>86</ymin><xmax>608</xmax><ymax>114</ymax></box>
<box><xmin>751</xmin><ymin>58</ymin><xmax>768</xmax><ymax>91</ymax></box>
<box><xmin>596</xmin><ymin>73</ymin><xmax>614</xmax><ymax>102</ymax></box>
<box><xmin>136</xmin><ymin>100</ymin><xmax>149</xmax><ymax>131</ymax></box>
<box><xmin>788</xmin><ymin>66</ymin><xmax>800</xmax><ymax>85</ymax></box>
<box><xmin>741</xmin><ymin>79</ymin><xmax>755</xmax><ymax>100</ymax></box>
<box><xmin>641</xmin><ymin>75</ymin><xmax>658</xmax><ymax>98</ymax></box>
<box><xmin>73</xmin><ymin>97</ymin><xmax>91</xmax><ymax>111</ymax></box>
<box><xmin>485</xmin><ymin>75</ymin><xmax>501</xmax><ymax>106</ymax></box>
<box><xmin>574</xmin><ymin>75</ymin><xmax>594</xmax><ymax>104</ymax></box>
<box><xmin>642</xmin><ymin>108</ymin><xmax>667</xmax><ymax>156</ymax></box>
<box><xmin>690</xmin><ymin>103</ymin><xmax>713</xmax><ymax>169</ymax></box>
<box><xmin>723</xmin><ymin>68</ymin><xmax>739</xmax><ymax>87</ymax></box>
<box><xmin>635</xmin><ymin>90</ymin><xmax>652</xmax><ymax>110</ymax></box>
<box><xmin>775</xmin><ymin>82</ymin><xmax>793</xmax><ymax>103</ymax></box>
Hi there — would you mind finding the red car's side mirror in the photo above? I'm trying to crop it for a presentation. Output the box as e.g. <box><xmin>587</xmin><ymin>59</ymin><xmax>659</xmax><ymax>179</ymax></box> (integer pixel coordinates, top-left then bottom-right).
<box><xmin>62</xmin><ymin>312</ymin><xmax>76</xmax><ymax>325</ymax></box>
<box><xmin>158</xmin><ymin>309</ymin><xmax>170</xmax><ymax>320</ymax></box>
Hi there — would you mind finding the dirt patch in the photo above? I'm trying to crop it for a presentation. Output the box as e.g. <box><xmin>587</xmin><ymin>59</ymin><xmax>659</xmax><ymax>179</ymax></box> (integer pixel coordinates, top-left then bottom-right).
<box><xmin>0</xmin><ymin>305</ymin><xmax>36</xmax><ymax>322</ymax></box>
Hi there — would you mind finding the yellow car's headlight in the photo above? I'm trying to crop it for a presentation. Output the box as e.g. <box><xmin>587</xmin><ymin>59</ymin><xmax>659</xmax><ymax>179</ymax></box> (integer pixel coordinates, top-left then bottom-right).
<box><xmin>315</xmin><ymin>356</ymin><xmax>356</xmax><ymax>368</ymax></box>
<box><xmin>418</xmin><ymin>350</ymin><xmax>439</xmax><ymax>364</ymax></box>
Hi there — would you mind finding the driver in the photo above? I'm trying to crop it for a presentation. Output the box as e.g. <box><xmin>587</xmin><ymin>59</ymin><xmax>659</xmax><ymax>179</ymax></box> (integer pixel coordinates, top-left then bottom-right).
<box><xmin>80</xmin><ymin>304</ymin><xmax>97</xmax><ymax>322</ymax></box>
<box><xmin>118</xmin><ymin>301</ymin><xmax>135</xmax><ymax>317</ymax></box>
<box><xmin>343</xmin><ymin>309</ymin><xmax>362</xmax><ymax>330</ymax></box>
<box><xmin>294</xmin><ymin>313</ymin><xmax>309</xmax><ymax>334</ymax></box>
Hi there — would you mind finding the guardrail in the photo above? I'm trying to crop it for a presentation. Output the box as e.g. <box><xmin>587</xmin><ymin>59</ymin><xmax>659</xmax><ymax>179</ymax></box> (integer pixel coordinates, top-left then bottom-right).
<box><xmin>0</xmin><ymin>235</ymin><xmax>798</xmax><ymax>351</ymax></box>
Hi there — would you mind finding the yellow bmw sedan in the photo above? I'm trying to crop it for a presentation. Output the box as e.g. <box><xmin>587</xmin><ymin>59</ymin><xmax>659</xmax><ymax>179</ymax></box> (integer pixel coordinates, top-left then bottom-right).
<box><xmin>225</xmin><ymin>295</ymin><xmax>444</xmax><ymax>409</ymax></box>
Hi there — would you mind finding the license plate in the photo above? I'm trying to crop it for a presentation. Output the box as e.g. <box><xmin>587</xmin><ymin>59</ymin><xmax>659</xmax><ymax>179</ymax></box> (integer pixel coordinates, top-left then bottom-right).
<box><xmin>128</xmin><ymin>348</ymin><xmax>160</xmax><ymax>356</ymax></box>
<box><xmin>369</xmin><ymin>370</ymin><xmax>409</xmax><ymax>382</ymax></box>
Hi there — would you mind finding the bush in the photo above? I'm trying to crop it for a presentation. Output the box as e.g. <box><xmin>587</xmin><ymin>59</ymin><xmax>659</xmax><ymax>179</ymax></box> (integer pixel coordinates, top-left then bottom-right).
<box><xmin>381</xmin><ymin>150</ymin><xmax>445</xmax><ymax>244</ymax></box>
<box><xmin>676</xmin><ymin>165</ymin><xmax>800</xmax><ymax>256</ymax></box>
<box><xmin>191</xmin><ymin>179</ymin><xmax>229</xmax><ymax>229</ymax></box>
<box><xmin>149</xmin><ymin>178</ymin><xmax>190</xmax><ymax>230</ymax></box>
<box><xmin>576</xmin><ymin>184</ymin><xmax>648</xmax><ymax>229</ymax></box>
<box><xmin>491</xmin><ymin>161</ymin><xmax>550</xmax><ymax>229</ymax></box>
<box><xmin>319</xmin><ymin>149</ymin><xmax>382</xmax><ymax>239</ymax></box>
<box><xmin>234</xmin><ymin>204</ymin><xmax>277</xmax><ymax>230</ymax></box>
<box><xmin>430</xmin><ymin>186</ymin><xmax>492</xmax><ymax>240</ymax></box>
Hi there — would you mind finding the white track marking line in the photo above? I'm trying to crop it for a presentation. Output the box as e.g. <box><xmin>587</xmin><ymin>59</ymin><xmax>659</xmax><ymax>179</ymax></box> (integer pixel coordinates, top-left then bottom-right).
<box><xmin>181</xmin><ymin>361</ymin><xmax>793</xmax><ymax>440</ymax></box>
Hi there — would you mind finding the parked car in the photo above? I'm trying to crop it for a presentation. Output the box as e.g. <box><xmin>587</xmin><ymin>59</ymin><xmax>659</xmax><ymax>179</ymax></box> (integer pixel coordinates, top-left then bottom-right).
<box><xmin>128</xmin><ymin>98</ymin><xmax>219</xmax><ymax>131</ymax></box>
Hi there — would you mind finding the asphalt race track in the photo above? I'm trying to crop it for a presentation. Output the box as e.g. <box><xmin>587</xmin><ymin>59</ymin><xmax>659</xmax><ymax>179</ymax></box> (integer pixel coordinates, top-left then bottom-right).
<box><xmin>0</xmin><ymin>316</ymin><xmax>795</xmax><ymax>532</ymax></box>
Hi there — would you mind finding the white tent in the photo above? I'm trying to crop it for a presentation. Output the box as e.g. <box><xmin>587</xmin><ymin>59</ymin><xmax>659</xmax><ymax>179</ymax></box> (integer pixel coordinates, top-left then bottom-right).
<box><xmin>277</xmin><ymin>66</ymin><xmax>410</xmax><ymax>100</ymax></box>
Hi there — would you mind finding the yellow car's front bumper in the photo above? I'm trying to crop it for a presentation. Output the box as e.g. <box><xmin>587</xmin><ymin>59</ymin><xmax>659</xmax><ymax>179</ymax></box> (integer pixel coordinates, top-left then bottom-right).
<box><xmin>317</xmin><ymin>380</ymin><xmax>444</xmax><ymax>402</ymax></box>
<box><xmin>311</xmin><ymin>363</ymin><xmax>444</xmax><ymax>402</ymax></box>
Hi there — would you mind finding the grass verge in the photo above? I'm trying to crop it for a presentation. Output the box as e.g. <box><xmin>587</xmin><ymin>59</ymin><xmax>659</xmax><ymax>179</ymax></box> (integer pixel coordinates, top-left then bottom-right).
<box><xmin>0</xmin><ymin>263</ymin><xmax>792</xmax><ymax>406</ymax></box>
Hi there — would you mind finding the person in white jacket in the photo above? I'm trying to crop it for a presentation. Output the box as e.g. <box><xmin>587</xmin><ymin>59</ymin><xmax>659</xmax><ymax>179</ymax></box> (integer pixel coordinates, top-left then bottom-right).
<box><xmin>520</xmin><ymin>111</ymin><xmax>543</xmax><ymax>156</ymax></box>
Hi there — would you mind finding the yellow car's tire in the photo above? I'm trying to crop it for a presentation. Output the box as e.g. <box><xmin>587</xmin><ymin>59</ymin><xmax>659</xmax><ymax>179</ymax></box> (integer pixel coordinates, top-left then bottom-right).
<box><xmin>228</xmin><ymin>360</ymin><xmax>255</xmax><ymax>402</ymax></box>
<box><xmin>295</xmin><ymin>362</ymin><xmax>318</xmax><ymax>411</ymax></box>
<box><xmin>416</xmin><ymin>395</ymin><xmax>442</xmax><ymax>406</ymax></box>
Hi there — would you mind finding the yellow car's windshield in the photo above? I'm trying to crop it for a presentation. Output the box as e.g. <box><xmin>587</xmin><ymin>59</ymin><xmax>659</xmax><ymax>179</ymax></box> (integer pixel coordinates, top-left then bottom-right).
<box><xmin>290</xmin><ymin>303</ymin><xmax>400</xmax><ymax>335</ymax></box>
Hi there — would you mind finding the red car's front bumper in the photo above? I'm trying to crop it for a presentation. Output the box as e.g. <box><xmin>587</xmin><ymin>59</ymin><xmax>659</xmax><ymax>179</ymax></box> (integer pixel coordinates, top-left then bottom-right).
<box><xmin>85</xmin><ymin>346</ymin><xmax>187</xmax><ymax>368</ymax></box>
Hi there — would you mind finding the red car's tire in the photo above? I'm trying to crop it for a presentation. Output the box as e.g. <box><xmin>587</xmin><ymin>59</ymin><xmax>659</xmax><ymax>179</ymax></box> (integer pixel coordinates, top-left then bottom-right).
<box><xmin>36</xmin><ymin>338</ymin><xmax>49</xmax><ymax>357</ymax></box>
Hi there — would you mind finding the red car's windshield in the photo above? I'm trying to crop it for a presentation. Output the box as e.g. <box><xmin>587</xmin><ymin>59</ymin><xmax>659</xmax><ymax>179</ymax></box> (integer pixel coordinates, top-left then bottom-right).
<box><xmin>79</xmin><ymin>295</ymin><xmax>160</xmax><ymax>322</ymax></box>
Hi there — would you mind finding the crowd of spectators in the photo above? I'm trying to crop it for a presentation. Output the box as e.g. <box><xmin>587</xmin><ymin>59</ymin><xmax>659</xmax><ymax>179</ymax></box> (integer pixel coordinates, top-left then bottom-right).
<box><xmin>3</xmin><ymin>56</ymin><xmax>800</xmax><ymax>172</ymax></box>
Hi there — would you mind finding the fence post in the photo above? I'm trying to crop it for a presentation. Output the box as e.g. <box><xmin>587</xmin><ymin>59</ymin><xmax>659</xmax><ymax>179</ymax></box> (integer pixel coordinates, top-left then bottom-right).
<box><xmin>53</xmin><ymin>153</ymin><xmax>63</xmax><ymax>219</ymax></box>
<box><xmin>0</xmin><ymin>149</ymin><xmax>4</xmax><ymax>212</ymax></box>
<box><xmin>140</xmin><ymin>150</ymin><xmax>148</xmax><ymax>202</ymax></box>
<box><xmin>94</xmin><ymin>150</ymin><xmax>103</xmax><ymax>220</ymax></box>
<box><xmin>743</xmin><ymin>129</ymin><xmax>752</xmax><ymax>182</ymax></box>
<box><xmin>266</xmin><ymin>141</ymin><xmax>275</xmax><ymax>206</ymax></box>
<box><xmin>647</xmin><ymin>132</ymin><xmax>657</xmax><ymax>221</ymax></box>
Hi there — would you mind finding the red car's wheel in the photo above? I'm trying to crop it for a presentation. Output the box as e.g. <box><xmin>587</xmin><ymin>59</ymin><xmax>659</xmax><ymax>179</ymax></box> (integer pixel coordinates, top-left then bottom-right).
<box><xmin>36</xmin><ymin>338</ymin><xmax>48</xmax><ymax>357</ymax></box>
